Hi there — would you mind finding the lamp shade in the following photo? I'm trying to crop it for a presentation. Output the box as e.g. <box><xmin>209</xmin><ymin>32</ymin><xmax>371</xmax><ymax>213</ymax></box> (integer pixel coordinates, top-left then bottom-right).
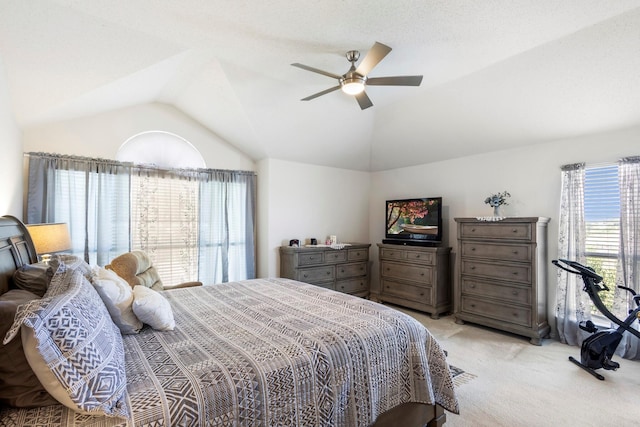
<box><xmin>26</xmin><ymin>223</ymin><xmax>72</xmax><ymax>255</ymax></box>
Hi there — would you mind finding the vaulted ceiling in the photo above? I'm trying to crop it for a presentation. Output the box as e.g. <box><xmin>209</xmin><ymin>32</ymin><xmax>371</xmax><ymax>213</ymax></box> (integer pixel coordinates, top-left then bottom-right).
<box><xmin>2</xmin><ymin>1</ymin><xmax>639</xmax><ymax>171</ymax></box>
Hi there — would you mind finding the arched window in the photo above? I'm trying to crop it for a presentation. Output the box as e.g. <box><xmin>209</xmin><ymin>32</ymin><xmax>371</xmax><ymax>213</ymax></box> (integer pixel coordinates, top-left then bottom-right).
<box><xmin>116</xmin><ymin>131</ymin><xmax>205</xmax><ymax>169</ymax></box>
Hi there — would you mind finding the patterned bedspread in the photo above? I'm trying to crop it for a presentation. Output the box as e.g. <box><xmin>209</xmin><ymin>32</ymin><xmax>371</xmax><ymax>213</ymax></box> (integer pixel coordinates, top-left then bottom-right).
<box><xmin>1</xmin><ymin>278</ymin><xmax>458</xmax><ymax>426</ymax></box>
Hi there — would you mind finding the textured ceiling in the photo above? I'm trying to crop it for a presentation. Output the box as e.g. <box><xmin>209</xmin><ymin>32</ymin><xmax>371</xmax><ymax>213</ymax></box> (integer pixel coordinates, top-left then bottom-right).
<box><xmin>2</xmin><ymin>0</ymin><xmax>640</xmax><ymax>171</ymax></box>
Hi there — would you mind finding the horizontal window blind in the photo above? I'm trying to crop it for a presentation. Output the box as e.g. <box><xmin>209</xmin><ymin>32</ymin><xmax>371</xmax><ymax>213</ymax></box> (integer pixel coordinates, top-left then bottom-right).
<box><xmin>131</xmin><ymin>173</ymin><xmax>199</xmax><ymax>286</ymax></box>
<box><xmin>584</xmin><ymin>165</ymin><xmax>619</xmax><ymax>315</ymax></box>
<box><xmin>584</xmin><ymin>165</ymin><xmax>619</xmax><ymax>258</ymax></box>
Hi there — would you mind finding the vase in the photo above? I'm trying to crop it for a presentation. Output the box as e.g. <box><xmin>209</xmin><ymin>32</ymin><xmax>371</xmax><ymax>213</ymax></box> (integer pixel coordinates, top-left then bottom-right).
<box><xmin>493</xmin><ymin>205</ymin><xmax>501</xmax><ymax>217</ymax></box>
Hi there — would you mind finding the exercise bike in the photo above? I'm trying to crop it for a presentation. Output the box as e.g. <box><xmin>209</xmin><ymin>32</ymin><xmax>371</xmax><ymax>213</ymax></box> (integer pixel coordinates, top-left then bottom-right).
<box><xmin>552</xmin><ymin>258</ymin><xmax>640</xmax><ymax>380</ymax></box>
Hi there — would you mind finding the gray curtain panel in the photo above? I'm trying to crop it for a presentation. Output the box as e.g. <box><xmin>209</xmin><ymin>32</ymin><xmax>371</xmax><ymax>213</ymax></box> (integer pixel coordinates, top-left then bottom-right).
<box><xmin>614</xmin><ymin>156</ymin><xmax>640</xmax><ymax>359</ymax></box>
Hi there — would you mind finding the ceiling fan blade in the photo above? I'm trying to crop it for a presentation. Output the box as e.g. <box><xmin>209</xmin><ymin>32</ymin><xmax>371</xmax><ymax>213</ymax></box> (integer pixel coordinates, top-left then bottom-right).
<box><xmin>301</xmin><ymin>85</ymin><xmax>341</xmax><ymax>101</ymax></box>
<box><xmin>291</xmin><ymin>63</ymin><xmax>342</xmax><ymax>80</ymax></box>
<box><xmin>355</xmin><ymin>42</ymin><xmax>392</xmax><ymax>76</ymax></box>
<box><xmin>367</xmin><ymin>75</ymin><xmax>423</xmax><ymax>86</ymax></box>
<box><xmin>355</xmin><ymin>91</ymin><xmax>373</xmax><ymax>110</ymax></box>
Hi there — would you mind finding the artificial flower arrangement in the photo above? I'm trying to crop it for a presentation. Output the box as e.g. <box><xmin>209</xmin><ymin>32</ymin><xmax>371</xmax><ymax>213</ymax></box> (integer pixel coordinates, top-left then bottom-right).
<box><xmin>484</xmin><ymin>191</ymin><xmax>511</xmax><ymax>208</ymax></box>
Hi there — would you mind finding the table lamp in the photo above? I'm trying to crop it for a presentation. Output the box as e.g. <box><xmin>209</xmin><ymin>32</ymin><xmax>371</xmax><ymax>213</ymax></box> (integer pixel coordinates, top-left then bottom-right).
<box><xmin>26</xmin><ymin>223</ymin><xmax>72</xmax><ymax>263</ymax></box>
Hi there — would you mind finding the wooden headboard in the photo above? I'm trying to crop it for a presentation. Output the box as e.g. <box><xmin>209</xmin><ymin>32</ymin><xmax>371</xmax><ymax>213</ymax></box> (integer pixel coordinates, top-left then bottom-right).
<box><xmin>0</xmin><ymin>215</ymin><xmax>38</xmax><ymax>295</ymax></box>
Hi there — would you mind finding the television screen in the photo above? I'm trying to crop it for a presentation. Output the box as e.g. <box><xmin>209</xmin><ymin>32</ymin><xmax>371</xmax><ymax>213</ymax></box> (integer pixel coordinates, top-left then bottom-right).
<box><xmin>384</xmin><ymin>197</ymin><xmax>442</xmax><ymax>245</ymax></box>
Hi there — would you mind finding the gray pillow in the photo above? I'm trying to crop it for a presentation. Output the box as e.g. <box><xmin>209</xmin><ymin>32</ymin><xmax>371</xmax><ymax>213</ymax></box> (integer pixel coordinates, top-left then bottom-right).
<box><xmin>12</xmin><ymin>262</ymin><xmax>53</xmax><ymax>297</ymax></box>
<box><xmin>0</xmin><ymin>289</ymin><xmax>57</xmax><ymax>407</ymax></box>
<box><xmin>4</xmin><ymin>258</ymin><xmax>130</xmax><ymax>418</ymax></box>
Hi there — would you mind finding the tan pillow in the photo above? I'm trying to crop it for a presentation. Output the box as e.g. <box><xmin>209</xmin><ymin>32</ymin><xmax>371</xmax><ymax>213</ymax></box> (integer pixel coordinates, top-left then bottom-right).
<box><xmin>0</xmin><ymin>289</ymin><xmax>57</xmax><ymax>407</ymax></box>
<box><xmin>107</xmin><ymin>251</ymin><xmax>163</xmax><ymax>291</ymax></box>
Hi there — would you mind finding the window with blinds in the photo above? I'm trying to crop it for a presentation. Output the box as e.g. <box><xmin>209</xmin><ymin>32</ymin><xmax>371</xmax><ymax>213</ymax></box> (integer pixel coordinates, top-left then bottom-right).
<box><xmin>584</xmin><ymin>164</ymin><xmax>619</xmax><ymax>314</ymax></box>
<box><xmin>130</xmin><ymin>173</ymin><xmax>200</xmax><ymax>287</ymax></box>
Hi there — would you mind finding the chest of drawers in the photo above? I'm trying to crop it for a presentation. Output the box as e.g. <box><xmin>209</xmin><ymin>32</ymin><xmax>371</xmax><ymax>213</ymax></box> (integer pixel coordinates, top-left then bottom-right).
<box><xmin>279</xmin><ymin>244</ymin><xmax>370</xmax><ymax>297</ymax></box>
<box><xmin>377</xmin><ymin>244</ymin><xmax>451</xmax><ymax>319</ymax></box>
<box><xmin>454</xmin><ymin>217</ymin><xmax>550</xmax><ymax>345</ymax></box>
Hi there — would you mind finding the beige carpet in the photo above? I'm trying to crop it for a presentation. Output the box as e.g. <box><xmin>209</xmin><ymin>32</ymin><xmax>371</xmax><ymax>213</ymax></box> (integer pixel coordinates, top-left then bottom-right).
<box><xmin>394</xmin><ymin>306</ymin><xmax>640</xmax><ymax>427</ymax></box>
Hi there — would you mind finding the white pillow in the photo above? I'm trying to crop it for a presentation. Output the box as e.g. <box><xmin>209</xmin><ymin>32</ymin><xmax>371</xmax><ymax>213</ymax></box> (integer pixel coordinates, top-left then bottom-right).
<box><xmin>91</xmin><ymin>266</ymin><xmax>143</xmax><ymax>334</ymax></box>
<box><xmin>132</xmin><ymin>286</ymin><xmax>175</xmax><ymax>331</ymax></box>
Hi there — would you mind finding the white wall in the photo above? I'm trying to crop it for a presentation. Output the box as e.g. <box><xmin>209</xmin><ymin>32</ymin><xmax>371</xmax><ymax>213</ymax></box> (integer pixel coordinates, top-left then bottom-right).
<box><xmin>0</xmin><ymin>55</ymin><xmax>22</xmax><ymax>218</ymax></box>
<box><xmin>22</xmin><ymin>103</ymin><xmax>255</xmax><ymax>171</ymax></box>
<box><xmin>257</xmin><ymin>158</ymin><xmax>371</xmax><ymax>278</ymax></box>
<box><xmin>369</xmin><ymin>125</ymin><xmax>640</xmax><ymax>334</ymax></box>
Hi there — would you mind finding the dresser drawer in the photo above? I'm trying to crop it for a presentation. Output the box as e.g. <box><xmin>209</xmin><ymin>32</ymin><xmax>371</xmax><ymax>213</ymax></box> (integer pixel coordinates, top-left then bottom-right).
<box><xmin>297</xmin><ymin>266</ymin><xmax>334</xmax><ymax>283</ymax></box>
<box><xmin>381</xmin><ymin>279</ymin><xmax>433</xmax><ymax>305</ymax></box>
<box><xmin>381</xmin><ymin>261</ymin><xmax>433</xmax><ymax>284</ymax></box>
<box><xmin>298</xmin><ymin>252</ymin><xmax>325</xmax><ymax>266</ymax></box>
<box><xmin>461</xmin><ymin>278</ymin><xmax>531</xmax><ymax>305</ymax></box>
<box><xmin>461</xmin><ymin>296</ymin><xmax>531</xmax><ymax>328</ymax></box>
<box><xmin>405</xmin><ymin>250</ymin><xmax>434</xmax><ymax>265</ymax></box>
<box><xmin>459</xmin><ymin>222</ymin><xmax>532</xmax><ymax>241</ymax></box>
<box><xmin>337</xmin><ymin>262</ymin><xmax>367</xmax><ymax>279</ymax></box>
<box><xmin>461</xmin><ymin>259</ymin><xmax>531</xmax><ymax>284</ymax></box>
<box><xmin>460</xmin><ymin>241</ymin><xmax>531</xmax><ymax>262</ymax></box>
<box><xmin>379</xmin><ymin>248</ymin><xmax>405</xmax><ymax>260</ymax></box>
<box><xmin>348</xmin><ymin>248</ymin><xmax>369</xmax><ymax>261</ymax></box>
<box><xmin>336</xmin><ymin>278</ymin><xmax>368</xmax><ymax>294</ymax></box>
<box><xmin>324</xmin><ymin>250</ymin><xmax>348</xmax><ymax>263</ymax></box>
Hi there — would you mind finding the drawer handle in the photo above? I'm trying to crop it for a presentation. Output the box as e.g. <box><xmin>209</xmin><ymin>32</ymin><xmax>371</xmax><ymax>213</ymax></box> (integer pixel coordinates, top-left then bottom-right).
<box><xmin>470</xmin><ymin>284</ymin><xmax>476</xmax><ymax>288</ymax></box>
<box><xmin>419</xmin><ymin>292</ymin><xmax>424</xmax><ymax>296</ymax></box>
<box><xmin>512</xmin><ymin>272</ymin><xmax>518</xmax><ymax>276</ymax></box>
<box><xmin>513</xmin><ymin>313</ymin><xmax>519</xmax><ymax>317</ymax></box>
<box><xmin>512</xmin><ymin>229</ymin><xmax>518</xmax><ymax>233</ymax></box>
<box><xmin>512</xmin><ymin>290</ymin><xmax>519</xmax><ymax>295</ymax></box>
<box><xmin>386</xmin><ymin>267</ymin><xmax>391</xmax><ymax>271</ymax></box>
<box><xmin>470</xmin><ymin>247</ymin><xmax>476</xmax><ymax>251</ymax></box>
<box><xmin>470</xmin><ymin>266</ymin><xmax>476</xmax><ymax>270</ymax></box>
<box><xmin>513</xmin><ymin>250</ymin><xmax>519</xmax><ymax>255</ymax></box>
<box><xmin>356</xmin><ymin>252</ymin><xmax>360</xmax><ymax>256</ymax></box>
<box><xmin>471</xmin><ymin>228</ymin><xmax>476</xmax><ymax>232</ymax></box>
<box><xmin>341</xmin><ymin>269</ymin><xmax>344</xmax><ymax>273</ymax></box>
<box><xmin>420</xmin><ymin>272</ymin><xmax>425</xmax><ymax>276</ymax></box>
<box><xmin>360</xmin><ymin>267</ymin><xmax>364</xmax><ymax>271</ymax></box>
<box><xmin>303</xmin><ymin>274</ymin><xmax>308</xmax><ymax>278</ymax></box>
<box><xmin>327</xmin><ymin>271</ymin><xmax>331</xmax><ymax>275</ymax></box>
<box><xmin>470</xmin><ymin>304</ymin><xmax>476</xmax><ymax>308</ymax></box>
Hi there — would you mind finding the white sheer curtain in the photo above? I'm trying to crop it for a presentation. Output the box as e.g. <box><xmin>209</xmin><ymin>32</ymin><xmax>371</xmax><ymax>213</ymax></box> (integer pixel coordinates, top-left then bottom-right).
<box><xmin>614</xmin><ymin>156</ymin><xmax>640</xmax><ymax>359</ymax></box>
<box><xmin>555</xmin><ymin>162</ymin><xmax>591</xmax><ymax>345</ymax></box>
<box><xmin>130</xmin><ymin>167</ymin><xmax>200</xmax><ymax>286</ymax></box>
<box><xmin>26</xmin><ymin>153</ymin><xmax>131</xmax><ymax>266</ymax></box>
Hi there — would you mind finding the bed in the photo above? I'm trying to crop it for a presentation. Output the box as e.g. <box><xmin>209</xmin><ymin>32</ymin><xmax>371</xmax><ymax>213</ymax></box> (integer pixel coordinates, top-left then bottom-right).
<box><xmin>0</xmin><ymin>215</ymin><xmax>458</xmax><ymax>426</ymax></box>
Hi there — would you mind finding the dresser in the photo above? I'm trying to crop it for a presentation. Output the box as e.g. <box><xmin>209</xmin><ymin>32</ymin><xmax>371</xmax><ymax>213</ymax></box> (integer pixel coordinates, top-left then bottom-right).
<box><xmin>454</xmin><ymin>217</ymin><xmax>550</xmax><ymax>345</ymax></box>
<box><xmin>377</xmin><ymin>244</ymin><xmax>451</xmax><ymax>319</ymax></box>
<box><xmin>279</xmin><ymin>244</ymin><xmax>371</xmax><ymax>297</ymax></box>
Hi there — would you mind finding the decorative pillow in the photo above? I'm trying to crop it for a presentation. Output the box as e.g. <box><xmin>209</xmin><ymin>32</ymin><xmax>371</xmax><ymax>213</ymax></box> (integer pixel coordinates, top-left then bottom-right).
<box><xmin>91</xmin><ymin>266</ymin><xmax>143</xmax><ymax>334</ymax></box>
<box><xmin>12</xmin><ymin>262</ymin><xmax>53</xmax><ymax>297</ymax></box>
<box><xmin>51</xmin><ymin>254</ymin><xmax>93</xmax><ymax>280</ymax></box>
<box><xmin>0</xmin><ymin>289</ymin><xmax>57</xmax><ymax>408</ymax></box>
<box><xmin>132</xmin><ymin>285</ymin><xmax>175</xmax><ymax>331</ymax></box>
<box><xmin>3</xmin><ymin>258</ymin><xmax>130</xmax><ymax>418</ymax></box>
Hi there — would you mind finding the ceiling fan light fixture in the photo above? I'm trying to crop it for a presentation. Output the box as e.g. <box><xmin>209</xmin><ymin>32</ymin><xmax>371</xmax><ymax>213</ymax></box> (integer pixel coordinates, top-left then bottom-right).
<box><xmin>340</xmin><ymin>77</ymin><xmax>366</xmax><ymax>95</ymax></box>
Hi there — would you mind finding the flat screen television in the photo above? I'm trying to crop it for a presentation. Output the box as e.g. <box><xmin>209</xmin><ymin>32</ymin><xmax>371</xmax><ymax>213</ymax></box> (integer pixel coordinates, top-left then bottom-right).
<box><xmin>384</xmin><ymin>197</ymin><xmax>443</xmax><ymax>246</ymax></box>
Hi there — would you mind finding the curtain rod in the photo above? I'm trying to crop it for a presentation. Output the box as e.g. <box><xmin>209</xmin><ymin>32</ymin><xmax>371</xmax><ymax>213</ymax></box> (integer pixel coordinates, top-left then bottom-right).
<box><xmin>24</xmin><ymin>152</ymin><xmax>256</xmax><ymax>176</ymax></box>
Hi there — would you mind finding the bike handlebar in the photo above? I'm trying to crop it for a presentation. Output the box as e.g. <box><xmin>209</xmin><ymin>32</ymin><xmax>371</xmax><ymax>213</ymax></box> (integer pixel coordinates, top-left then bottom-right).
<box><xmin>552</xmin><ymin>259</ymin><xmax>604</xmax><ymax>283</ymax></box>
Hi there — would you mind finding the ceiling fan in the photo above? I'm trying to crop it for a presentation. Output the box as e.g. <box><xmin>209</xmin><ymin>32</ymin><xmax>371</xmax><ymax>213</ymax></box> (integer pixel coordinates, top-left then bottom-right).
<box><xmin>291</xmin><ymin>41</ymin><xmax>423</xmax><ymax>110</ymax></box>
